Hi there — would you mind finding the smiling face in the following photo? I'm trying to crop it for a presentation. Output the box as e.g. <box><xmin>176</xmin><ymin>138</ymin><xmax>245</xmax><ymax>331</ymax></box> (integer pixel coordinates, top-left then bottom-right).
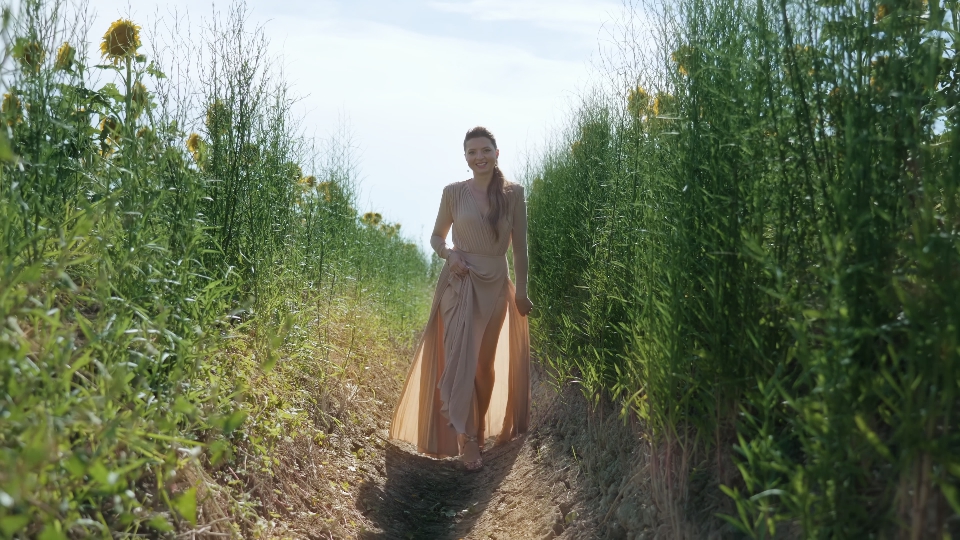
<box><xmin>464</xmin><ymin>136</ymin><xmax>499</xmax><ymax>176</ymax></box>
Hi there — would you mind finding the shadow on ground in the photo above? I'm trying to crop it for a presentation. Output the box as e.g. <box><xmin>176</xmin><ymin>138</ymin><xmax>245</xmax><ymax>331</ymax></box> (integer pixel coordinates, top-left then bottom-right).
<box><xmin>357</xmin><ymin>437</ymin><xmax>523</xmax><ymax>539</ymax></box>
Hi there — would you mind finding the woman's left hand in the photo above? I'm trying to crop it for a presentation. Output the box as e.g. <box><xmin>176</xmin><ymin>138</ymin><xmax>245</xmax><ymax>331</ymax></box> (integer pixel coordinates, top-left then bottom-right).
<box><xmin>515</xmin><ymin>294</ymin><xmax>533</xmax><ymax>317</ymax></box>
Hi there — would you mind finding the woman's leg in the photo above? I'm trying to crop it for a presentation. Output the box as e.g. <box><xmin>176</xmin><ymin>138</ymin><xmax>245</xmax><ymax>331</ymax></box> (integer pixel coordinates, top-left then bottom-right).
<box><xmin>473</xmin><ymin>291</ymin><xmax>508</xmax><ymax>445</ymax></box>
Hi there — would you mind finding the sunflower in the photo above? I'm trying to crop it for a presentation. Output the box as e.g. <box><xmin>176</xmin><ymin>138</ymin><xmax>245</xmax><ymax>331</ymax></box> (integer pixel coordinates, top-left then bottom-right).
<box><xmin>101</xmin><ymin>19</ymin><xmax>141</xmax><ymax>64</ymax></box>
<box><xmin>99</xmin><ymin>117</ymin><xmax>120</xmax><ymax>156</ymax></box>
<box><xmin>379</xmin><ymin>222</ymin><xmax>400</xmax><ymax>238</ymax></box>
<box><xmin>186</xmin><ymin>133</ymin><xmax>204</xmax><ymax>162</ymax></box>
<box><xmin>131</xmin><ymin>81</ymin><xmax>149</xmax><ymax>110</ymax></box>
<box><xmin>876</xmin><ymin>3</ymin><xmax>889</xmax><ymax>20</ymax></box>
<box><xmin>361</xmin><ymin>212</ymin><xmax>382</xmax><ymax>227</ymax></box>
<box><xmin>318</xmin><ymin>181</ymin><xmax>333</xmax><ymax>202</ymax></box>
<box><xmin>2</xmin><ymin>93</ymin><xmax>23</xmax><ymax>126</ymax></box>
<box><xmin>55</xmin><ymin>42</ymin><xmax>75</xmax><ymax>71</ymax></box>
<box><xmin>627</xmin><ymin>86</ymin><xmax>649</xmax><ymax>118</ymax></box>
<box><xmin>671</xmin><ymin>45</ymin><xmax>694</xmax><ymax>77</ymax></box>
<box><xmin>652</xmin><ymin>93</ymin><xmax>676</xmax><ymax>116</ymax></box>
<box><xmin>15</xmin><ymin>39</ymin><xmax>45</xmax><ymax>72</ymax></box>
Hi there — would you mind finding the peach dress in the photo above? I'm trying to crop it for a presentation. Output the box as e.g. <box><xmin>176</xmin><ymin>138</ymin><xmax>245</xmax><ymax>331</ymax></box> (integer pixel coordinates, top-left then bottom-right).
<box><xmin>390</xmin><ymin>181</ymin><xmax>530</xmax><ymax>458</ymax></box>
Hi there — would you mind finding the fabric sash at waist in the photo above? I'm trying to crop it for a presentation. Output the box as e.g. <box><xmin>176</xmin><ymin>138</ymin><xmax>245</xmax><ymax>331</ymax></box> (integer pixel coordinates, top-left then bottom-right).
<box><xmin>449</xmin><ymin>251</ymin><xmax>507</xmax><ymax>285</ymax></box>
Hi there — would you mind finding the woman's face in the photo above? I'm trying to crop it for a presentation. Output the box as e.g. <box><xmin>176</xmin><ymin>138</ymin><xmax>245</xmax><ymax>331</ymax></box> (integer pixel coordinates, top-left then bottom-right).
<box><xmin>464</xmin><ymin>137</ymin><xmax>499</xmax><ymax>175</ymax></box>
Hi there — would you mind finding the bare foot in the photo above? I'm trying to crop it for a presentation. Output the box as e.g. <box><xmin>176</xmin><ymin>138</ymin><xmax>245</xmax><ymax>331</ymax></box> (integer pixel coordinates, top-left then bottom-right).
<box><xmin>459</xmin><ymin>434</ymin><xmax>483</xmax><ymax>471</ymax></box>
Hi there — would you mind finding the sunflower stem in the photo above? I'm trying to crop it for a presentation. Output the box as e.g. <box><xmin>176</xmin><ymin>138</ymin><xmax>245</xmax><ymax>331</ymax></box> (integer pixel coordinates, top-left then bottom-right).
<box><xmin>124</xmin><ymin>56</ymin><xmax>132</xmax><ymax>126</ymax></box>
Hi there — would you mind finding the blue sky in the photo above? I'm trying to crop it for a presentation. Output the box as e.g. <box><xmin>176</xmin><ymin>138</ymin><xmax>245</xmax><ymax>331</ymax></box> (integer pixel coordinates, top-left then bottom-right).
<box><xmin>86</xmin><ymin>0</ymin><xmax>622</xmax><ymax>250</ymax></box>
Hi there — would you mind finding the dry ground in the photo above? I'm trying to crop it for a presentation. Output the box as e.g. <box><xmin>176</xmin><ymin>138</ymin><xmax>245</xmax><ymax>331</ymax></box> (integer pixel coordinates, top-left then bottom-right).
<box><xmin>353</xmin><ymin>364</ymin><xmax>603</xmax><ymax>540</ymax></box>
<box><xmin>199</xmin><ymin>314</ymin><xmax>737</xmax><ymax>539</ymax></box>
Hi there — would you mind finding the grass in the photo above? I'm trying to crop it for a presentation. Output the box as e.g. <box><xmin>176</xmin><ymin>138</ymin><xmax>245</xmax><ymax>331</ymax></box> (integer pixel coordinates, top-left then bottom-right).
<box><xmin>526</xmin><ymin>0</ymin><xmax>959</xmax><ymax>536</ymax></box>
<box><xmin>0</xmin><ymin>0</ymin><xmax>432</xmax><ymax>537</ymax></box>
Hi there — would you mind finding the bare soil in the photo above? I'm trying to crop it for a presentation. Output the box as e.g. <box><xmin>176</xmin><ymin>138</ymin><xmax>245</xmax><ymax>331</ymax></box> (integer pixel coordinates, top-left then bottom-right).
<box><xmin>204</xmin><ymin>336</ymin><xmax>736</xmax><ymax>539</ymax></box>
<box><xmin>354</xmin><ymin>364</ymin><xmax>603</xmax><ymax>540</ymax></box>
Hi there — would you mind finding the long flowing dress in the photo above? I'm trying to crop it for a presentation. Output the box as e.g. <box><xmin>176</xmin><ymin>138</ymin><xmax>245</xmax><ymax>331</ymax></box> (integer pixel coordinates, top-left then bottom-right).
<box><xmin>390</xmin><ymin>180</ymin><xmax>530</xmax><ymax>458</ymax></box>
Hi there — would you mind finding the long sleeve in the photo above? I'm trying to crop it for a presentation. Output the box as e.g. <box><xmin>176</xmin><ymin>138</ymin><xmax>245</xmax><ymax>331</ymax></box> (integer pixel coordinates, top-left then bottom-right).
<box><xmin>430</xmin><ymin>186</ymin><xmax>453</xmax><ymax>258</ymax></box>
<box><xmin>511</xmin><ymin>186</ymin><xmax>529</xmax><ymax>297</ymax></box>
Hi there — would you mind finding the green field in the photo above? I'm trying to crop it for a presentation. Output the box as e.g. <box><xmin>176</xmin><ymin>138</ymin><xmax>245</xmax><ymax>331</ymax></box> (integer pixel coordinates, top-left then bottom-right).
<box><xmin>526</xmin><ymin>0</ymin><xmax>959</xmax><ymax>535</ymax></box>
<box><xmin>1</xmin><ymin>0</ymin><xmax>958</xmax><ymax>537</ymax></box>
<box><xmin>0</xmin><ymin>1</ymin><xmax>432</xmax><ymax>537</ymax></box>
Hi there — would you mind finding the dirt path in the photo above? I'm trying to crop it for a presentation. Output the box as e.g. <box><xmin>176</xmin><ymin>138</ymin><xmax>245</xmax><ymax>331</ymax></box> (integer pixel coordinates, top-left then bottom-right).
<box><xmin>227</xmin><ymin>350</ymin><xmax>723</xmax><ymax>539</ymax></box>
<box><xmin>353</xmin><ymin>365</ymin><xmax>603</xmax><ymax>540</ymax></box>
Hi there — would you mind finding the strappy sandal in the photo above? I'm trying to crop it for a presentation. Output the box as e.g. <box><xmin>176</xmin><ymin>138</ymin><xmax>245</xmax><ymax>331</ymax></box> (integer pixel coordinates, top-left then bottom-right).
<box><xmin>460</xmin><ymin>435</ymin><xmax>483</xmax><ymax>471</ymax></box>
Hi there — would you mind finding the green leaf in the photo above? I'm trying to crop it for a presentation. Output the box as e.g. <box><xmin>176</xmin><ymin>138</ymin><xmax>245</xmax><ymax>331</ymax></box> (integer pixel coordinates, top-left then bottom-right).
<box><xmin>146</xmin><ymin>62</ymin><xmax>167</xmax><ymax>79</ymax></box>
<box><xmin>0</xmin><ymin>514</ymin><xmax>31</xmax><ymax>536</ymax></box>
<box><xmin>173</xmin><ymin>396</ymin><xmax>197</xmax><ymax>416</ymax></box>
<box><xmin>38</xmin><ymin>524</ymin><xmax>67</xmax><ymax>540</ymax></box>
<box><xmin>208</xmin><ymin>439</ymin><xmax>232</xmax><ymax>466</ymax></box>
<box><xmin>222</xmin><ymin>410</ymin><xmax>247</xmax><ymax>436</ymax></box>
<box><xmin>63</xmin><ymin>454</ymin><xmax>86</xmax><ymax>478</ymax></box>
<box><xmin>0</xmin><ymin>130</ymin><xmax>16</xmax><ymax>163</ymax></box>
<box><xmin>98</xmin><ymin>83</ymin><xmax>124</xmax><ymax>102</ymax></box>
<box><xmin>854</xmin><ymin>414</ymin><xmax>893</xmax><ymax>461</ymax></box>
<box><xmin>938</xmin><ymin>480</ymin><xmax>960</xmax><ymax>515</ymax></box>
<box><xmin>173</xmin><ymin>487</ymin><xmax>197</xmax><ymax>525</ymax></box>
<box><xmin>148</xmin><ymin>515</ymin><xmax>175</xmax><ymax>532</ymax></box>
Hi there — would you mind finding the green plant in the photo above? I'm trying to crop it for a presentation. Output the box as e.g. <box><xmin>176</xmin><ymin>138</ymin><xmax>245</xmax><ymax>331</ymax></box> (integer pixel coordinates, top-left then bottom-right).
<box><xmin>0</xmin><ymin>0</ymin><xmax>432</xmax><ymax>536</ymax></box>
<box><xmin>526</xmin><ymin>0</ymin><xmax>959</xmax><ymax>534</ymax></box>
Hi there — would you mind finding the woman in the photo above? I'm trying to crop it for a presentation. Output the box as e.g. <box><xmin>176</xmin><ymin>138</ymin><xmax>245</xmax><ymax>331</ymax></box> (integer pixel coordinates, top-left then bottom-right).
<box><xmin>390</xmin><ymin>126</ymin><xmax>533</xmax><ymax>471</ymax></box>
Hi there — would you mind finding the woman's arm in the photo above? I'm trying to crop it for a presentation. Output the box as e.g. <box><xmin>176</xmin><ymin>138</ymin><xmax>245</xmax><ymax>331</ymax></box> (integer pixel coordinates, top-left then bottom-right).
<box><xmin>430</xmin><ymin>186</ymin><xmax>453</xmax><ymax>259</ymax></box>
<box><xmin>431</xmin><ymin>186</ymin><xmax>469</xmax><ymax>275</ymax></box>
<box><xmin>511</xmin><ymin>186</ymin><xmax>533</xmax><ymax>316</ymax></box>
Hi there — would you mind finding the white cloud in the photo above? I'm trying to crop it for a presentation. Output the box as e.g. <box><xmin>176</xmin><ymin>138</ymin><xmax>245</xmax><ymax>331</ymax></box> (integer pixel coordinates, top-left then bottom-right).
<box><xmin>266</xmin><ymin>15</ymin><xmax>587</xmax><ymax>247</ymax></box>
<box><xmin>82</xmin><ymin>0</ymin><xmax>600</xmax><ymax>250</ymax></box>
<box><xmin>429</xmin><ymin>0</ymin><xmax>620</xmax><ymax>35</ymax></box>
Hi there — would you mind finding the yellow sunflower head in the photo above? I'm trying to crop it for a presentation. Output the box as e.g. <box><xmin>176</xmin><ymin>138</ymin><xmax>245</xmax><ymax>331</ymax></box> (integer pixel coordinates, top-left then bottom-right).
<box><xmin>15</xmin><ymin>39</ymin><xmax>45</xmax><ymax>72</ymax></box>
<box><xmin>99</xmin><ymin>117</ymin><xmax>120</xmax><ymax>156</ymax></box>
<box><xmin>2</xmin><ymin>92</ymin><xmax>23</xmax><ymax>126</ymax></box>
<box><xmin>55</xmin><ymin>42</ymin><xmax>75</xmax><ymax>71</ymax></box>
<box><xmin>101</xmin><ymin>19</ymin><xmax>141</xmax><ymax>63</ymax></box>
<box><xmin>318</xmin><ymin>181</ymin><xmax>332</xmax><ymax>202</ymax></box>
<box><xmin>361</xmin><ymin>212</ymin><xmax>382</xmax><ymax>227</ymax></box>
<box><xmin>652</xmin><ymin>93</ymin><xmax>676</xmax><ymax>117</ymax></box>
<box><xmin>627</xmin><ymin>86</ymin><xmax>649</xmax><ymax>118</ymax></box>
<box><xmin>186</xmin><ymin>132</ymin><xmax>204</xmax><ymax>162</ymax></box>
<box><xmin>875</xmin><ymin>3</ymin><xmax>889</xmax><ymax>20</ymax></box>
<box><xmin>100</xmin><ymin>117</ymin><xmax>119</xmax><ymax>139</ymax></box>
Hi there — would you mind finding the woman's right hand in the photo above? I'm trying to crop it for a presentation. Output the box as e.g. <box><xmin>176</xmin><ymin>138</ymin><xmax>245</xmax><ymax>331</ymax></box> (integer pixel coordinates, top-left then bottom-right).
<box><xmin>447</xmin><ymin>250</ymin><xmax>469</xmax><ymax>276</ymax></box>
